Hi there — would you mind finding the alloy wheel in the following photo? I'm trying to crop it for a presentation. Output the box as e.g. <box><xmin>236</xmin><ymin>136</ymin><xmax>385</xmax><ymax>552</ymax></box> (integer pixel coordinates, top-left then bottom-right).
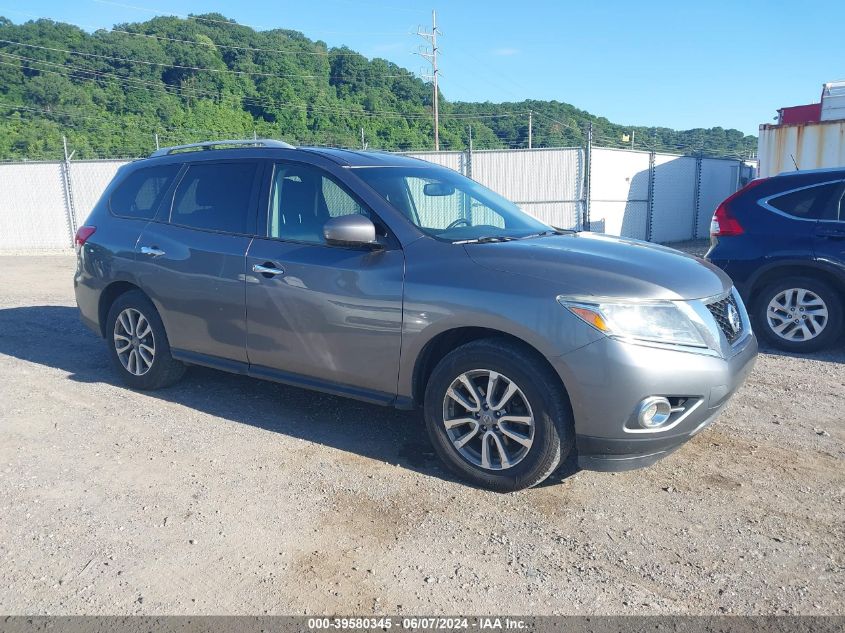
<box><xmin>441</xmin><ymin>369</ymin><xmax>535</xmax><ymax>471</ymax></box>
<box><xmin>766</xmin><ymin>288</ymin><xmax>829</xmax><ymax>342</ymax></box>
<box><xmin>113</xmin><ymin>307</ymin><xmax>156</xmax><ymax>376</ymax></box>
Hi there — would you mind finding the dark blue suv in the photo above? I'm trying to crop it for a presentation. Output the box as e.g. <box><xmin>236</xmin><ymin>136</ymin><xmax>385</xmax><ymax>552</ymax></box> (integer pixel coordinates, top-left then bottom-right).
<box><xmin>706</xmin><ymin>167</ymin><xmax>845</xmax><ymax>353</ymax></box>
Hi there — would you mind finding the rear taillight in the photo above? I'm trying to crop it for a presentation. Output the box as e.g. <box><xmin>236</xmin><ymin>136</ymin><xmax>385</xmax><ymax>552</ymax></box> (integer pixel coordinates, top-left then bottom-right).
<box><xmin>711</xmin><ymin>205</ymin><xmax>744</xmax><ymax>237</ymax></box>
<box><xmin>710</xmin><ymin>178</ymin><xmax>768</xmax><ymax>237</ymax></box>
<box><xmin>75</xmin><ymin>225</ymin><xmax>96</xmax><ymax>246</ymax></box>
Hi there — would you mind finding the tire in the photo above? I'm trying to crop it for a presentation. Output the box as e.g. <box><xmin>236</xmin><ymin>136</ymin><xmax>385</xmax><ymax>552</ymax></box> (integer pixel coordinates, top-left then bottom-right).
<box><xmin>754</xmin><ymin>276</ymin><xmax>843</xmax><ymax>353</ymax></box>
<box><xmin>423</xmin><ymin>337</ymin><xmax>574</xmax><ymax>492</ymax></box>
<box><xmin>105</xmin><ymin>289</ymin><xmax>186</xmax><ymax>390</ymax></box>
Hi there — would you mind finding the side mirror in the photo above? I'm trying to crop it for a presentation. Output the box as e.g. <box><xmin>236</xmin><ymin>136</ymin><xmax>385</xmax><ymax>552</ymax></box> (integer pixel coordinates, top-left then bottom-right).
<box><xmin>323</xmin><ymin>214</ymin><xmax>380</xmax><ymax>248</ymax></box>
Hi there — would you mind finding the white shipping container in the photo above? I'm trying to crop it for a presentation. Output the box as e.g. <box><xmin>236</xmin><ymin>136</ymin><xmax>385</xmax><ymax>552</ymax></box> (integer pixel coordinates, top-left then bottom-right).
<box><xmin>757</xmin><ymin>120</ymin><xmax>845</xmax><ymax>178</ymax></box>
<box><xmin>821</xmin><ymin>80</ymin><xmax>845</xmax><ymax>122</ymax></box>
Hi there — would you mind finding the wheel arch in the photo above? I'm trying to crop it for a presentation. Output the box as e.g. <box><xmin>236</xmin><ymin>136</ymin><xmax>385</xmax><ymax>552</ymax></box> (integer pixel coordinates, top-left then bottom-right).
<box><xmin>410</xmin><ymin>326</ymin><xmax>571</xmax><ymax>410</ymax></box>
<box><xmin>750</xmin><ymin>262</ymin><xmax>845</xmax><ymax>308</ymax></box>
<box><xmin>98</xmin><ymin>281</ymin><xmax>144</xmax><ymax>337</ymax></box>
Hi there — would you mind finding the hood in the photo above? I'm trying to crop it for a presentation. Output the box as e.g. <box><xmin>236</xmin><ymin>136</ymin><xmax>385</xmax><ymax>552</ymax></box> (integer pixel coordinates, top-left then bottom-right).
<box><xmin>464</xmin><ymin>232</ymin><xmax>732</xmax><ymax>301</ymax></box>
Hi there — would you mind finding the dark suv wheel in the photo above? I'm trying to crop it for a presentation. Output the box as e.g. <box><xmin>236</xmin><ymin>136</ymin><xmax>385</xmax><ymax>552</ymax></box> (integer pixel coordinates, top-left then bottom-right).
<box><xmin>754</xmin><ymin>276</ymin><xmax>843</xmax><ymax>353</ymax></box>
<box><xmin>423</xmin><ymin>338</ymin><xmax>574</xmax><ymax>492</ymax></box>
<box><xmin>106</xmin><ymin>290</ymin><xmax>186</xmax><ymax>390</ymax></box>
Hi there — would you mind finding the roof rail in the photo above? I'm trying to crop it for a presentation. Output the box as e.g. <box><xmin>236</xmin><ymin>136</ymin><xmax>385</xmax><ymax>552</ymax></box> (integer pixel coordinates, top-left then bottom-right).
<box><xmin>150</xmin><ymin>138</ymin><xmax>295</xmax><ymax>157</ymax></box>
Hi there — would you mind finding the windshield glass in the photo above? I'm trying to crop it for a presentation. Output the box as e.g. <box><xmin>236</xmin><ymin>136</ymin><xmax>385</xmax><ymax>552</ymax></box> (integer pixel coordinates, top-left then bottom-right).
<box><xmin>354</xmin><ymin>166</ymin><xmax>552</xmax><ymax>241</ymax></box>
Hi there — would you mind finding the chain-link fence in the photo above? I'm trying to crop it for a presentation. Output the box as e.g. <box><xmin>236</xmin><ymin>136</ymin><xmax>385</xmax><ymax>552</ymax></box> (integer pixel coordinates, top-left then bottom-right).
<box><xmin>0</xmin><ymin>146</ymin><xmax>756</xmax><ymax>251</ymax></box>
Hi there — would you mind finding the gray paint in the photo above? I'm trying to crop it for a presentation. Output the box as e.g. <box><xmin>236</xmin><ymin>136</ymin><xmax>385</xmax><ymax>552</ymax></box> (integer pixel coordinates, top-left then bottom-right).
<box><xmin>323</xmin><ymin>214</ymin><xmax>378</xmax><ymax>247</ymax></box>
<box><xmin>74</xmin><ymin>145</ymin><xmax>758</xmax><ymax>472</ymax></box>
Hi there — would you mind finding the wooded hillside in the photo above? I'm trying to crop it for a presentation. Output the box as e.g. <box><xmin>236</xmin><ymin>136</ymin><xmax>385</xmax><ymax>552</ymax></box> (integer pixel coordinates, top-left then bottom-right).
<box><xmin>0</xmin><ymin>14</ymin><xmax>758</xmax><ymax>159</ymax></box>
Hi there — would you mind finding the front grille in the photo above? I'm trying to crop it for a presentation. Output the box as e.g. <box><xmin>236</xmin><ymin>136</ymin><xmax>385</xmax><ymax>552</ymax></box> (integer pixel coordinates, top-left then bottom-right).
<box><xmin>706</xmin><ymin>294</ymin><xmax>743</xmax><ymax>344</ymax></box>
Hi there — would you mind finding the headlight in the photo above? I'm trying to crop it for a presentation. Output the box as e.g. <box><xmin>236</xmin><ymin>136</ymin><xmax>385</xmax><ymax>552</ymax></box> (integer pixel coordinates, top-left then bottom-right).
<box><xmin>557</xmin><ymin>296</ymin><xmax>707</xmax><ymax>349</ymax></box>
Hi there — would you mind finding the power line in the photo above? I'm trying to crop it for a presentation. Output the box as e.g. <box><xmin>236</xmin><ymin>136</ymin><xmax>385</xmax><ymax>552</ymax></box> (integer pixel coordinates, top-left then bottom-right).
<box><xmin>0</xmin><ymin>51</ymin><xmax>422</xmax><ymax>117</ymax></box>
<box><xmin>5</xmin><ymin>51</ymin><xmax>744</xmax><ymax>156</ymax></box>
<box><xmin>0</xmin><ymin>38</ymin><xmax>414</xmax><ymax>79</ymax></box>
<box><xmin>0</xmin><ymin>52</ymin><xmax>527</xmax><ymax>124</ymax></box>
<box><xmin>0</xmin><ymin>7</ymin><xmax>399</xmax><ymax>58</ymax></box>
<box><xmin>0</xmin><ymin>98</ymin><xmax>252</xmax><ymax>139</ymax></box>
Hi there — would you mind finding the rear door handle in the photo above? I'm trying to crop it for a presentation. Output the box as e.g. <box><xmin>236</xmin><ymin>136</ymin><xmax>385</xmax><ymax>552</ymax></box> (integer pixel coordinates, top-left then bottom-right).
<box><xmin>252</xmin><ymin>263</ymin><xmax>285</xmax><ymax>277</ymax></box>
<box><xmin>816</xmin><ymin>227</ymin><xmax>845</xmax><ymax>239</ymax></box>
<box><xmin>140</xmin><ymin>246</ymin><xmax>166</xmax><ymax>257</ymax></box>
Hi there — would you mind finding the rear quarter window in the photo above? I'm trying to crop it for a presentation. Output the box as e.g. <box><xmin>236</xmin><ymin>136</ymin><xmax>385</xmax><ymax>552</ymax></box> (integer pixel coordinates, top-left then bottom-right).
<box><xmin>767</xmin><ymin>182</ymin><xmax>842</xmax><ymax>220</ymax></box>
<box><xmin>109</xmin><ymin>164</ymin><xmax>181</xmax><ymax>219</ymax></box>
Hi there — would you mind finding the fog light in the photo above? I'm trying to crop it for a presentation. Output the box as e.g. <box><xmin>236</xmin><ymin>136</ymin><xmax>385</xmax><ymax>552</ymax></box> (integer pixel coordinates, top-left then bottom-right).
<box><xmin>637</xmin><ymin>396</ymin><xmax>672</xmax><ymax>429</ymax></box>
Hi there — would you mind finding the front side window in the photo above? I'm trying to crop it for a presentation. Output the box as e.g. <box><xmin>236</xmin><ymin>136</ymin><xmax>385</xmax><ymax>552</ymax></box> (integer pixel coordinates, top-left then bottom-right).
<box><xmin>269</xmin><ymin>163</ymin><xmax>371</xmax><ymax>244</ymax></box>
<box><xmin>767</xmin><ymin>182</ymin><xmax>842</xmax><ymax>221</ymax></box>
<box><xmin>354</xmin><ymin>166</ymin><xmax>550</xmax><ymax>241</ymax></box>
<box><xmin>110</xmin><ymin>164</ymin><xmax>180</xmax><ymax>219</ymax></box>
<box><xmin>170</xmin><ymin>162</ymin><xmax>258</xmax><ymax>233</ymax></box>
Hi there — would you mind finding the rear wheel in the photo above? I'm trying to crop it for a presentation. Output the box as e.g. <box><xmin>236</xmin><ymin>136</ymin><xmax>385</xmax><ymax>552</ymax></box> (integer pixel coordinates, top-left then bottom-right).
<box><xmin>754</xmin><ymin>276</ymin><xmax>842</xmax><ymax>353</ymax></box>
<box><xmin>424</xmin><ymin>338</ymin><xmax>574</xmax><ymax>492</ymax></box>
<box><xmin>106</xmin><ymin>290</ymin><xmax>186</xmax><ymax>390</ymax></box>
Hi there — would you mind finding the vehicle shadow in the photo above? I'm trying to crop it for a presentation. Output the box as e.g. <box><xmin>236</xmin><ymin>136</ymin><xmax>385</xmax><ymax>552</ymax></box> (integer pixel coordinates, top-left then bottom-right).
<box><xmin>0</xmin><ymin>305</ymin><xmax>580</xmax><ymax>489</ymax></box>
<box><xmin>756</xmin><ymin>341</ymin><xmax>845</xmax><ymax>363</ymax></box>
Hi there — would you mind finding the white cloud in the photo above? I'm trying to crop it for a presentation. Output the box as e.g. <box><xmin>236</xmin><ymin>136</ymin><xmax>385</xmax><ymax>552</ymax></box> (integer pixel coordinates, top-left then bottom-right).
<box><xmin>492</xmin><ymin>47</ymin><xmax>520</xmax><ymax>56</ymax></box>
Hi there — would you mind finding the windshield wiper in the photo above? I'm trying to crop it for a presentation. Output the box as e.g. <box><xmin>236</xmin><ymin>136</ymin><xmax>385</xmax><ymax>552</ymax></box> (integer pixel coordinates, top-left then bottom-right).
<box><xmin>528</xmin><ymin>229</ymin><xmax>573</xmax><ymax>237</ymax></box>
<box><xmin>453</xmin><ymin>235</ymin><xmax>516</xmax><ymax>244</ymax></box>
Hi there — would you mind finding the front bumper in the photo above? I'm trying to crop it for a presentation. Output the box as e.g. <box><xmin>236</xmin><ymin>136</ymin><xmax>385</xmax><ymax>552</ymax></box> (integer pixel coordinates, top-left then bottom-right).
<box><xmin>550</xmin><ymin>331</ymin><xmax>758</xmax><ymax>472</ymax></box>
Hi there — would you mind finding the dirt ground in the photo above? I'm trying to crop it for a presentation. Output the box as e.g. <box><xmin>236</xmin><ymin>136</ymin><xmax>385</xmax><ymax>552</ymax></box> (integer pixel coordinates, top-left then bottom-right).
<box><xmin>0</xmin><ymin>254</ymin><xmax>842</xmax><ymax>616</ymax></box>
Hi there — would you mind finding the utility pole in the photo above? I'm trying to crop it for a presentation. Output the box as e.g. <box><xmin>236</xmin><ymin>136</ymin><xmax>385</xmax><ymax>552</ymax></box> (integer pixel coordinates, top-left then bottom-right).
<box><xmin>361</xmin><ymin>127</ymin><xmax>366</xmax><ymax>150</ymax></box>
<box><xmin>417</xmin><ymin>10</ymin><xmax>440</xmax><ymax>151</ymax></box>
<box><xmin>528</xmin><ymin>111</ymin><xmax>533</xmax><ymax>149</ymax></box>
<box><xmin>465</xmin><ymin>124</ymin><xmax>473</xmax><ymax>178</ymax></box>
<box><xmin>583</xmin><ymin>123</ymin><xmax>592</xmax><ymax>231</ymax></box>
<box><xmin>154</xmin><ymin>133</ymin><xmax>160</xmax><ymax>151</ymax></box>
<box><xmin>631</xmin><ymin>129</ymin><xmax>634</xmax><ymax>150</ymax></box>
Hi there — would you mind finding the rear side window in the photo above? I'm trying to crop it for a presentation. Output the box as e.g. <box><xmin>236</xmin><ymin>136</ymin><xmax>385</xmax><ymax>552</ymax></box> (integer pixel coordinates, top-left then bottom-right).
<box><xmin>110</xmin><ymin>165</ymin><xmax>180</xmax><ymax>219</ymax></box>
<box><xmin>171</xmin><ymin>162</ymin><xmax>258</xmax><ymax>234</ymax></box>
<box><xmin>832</xmin><ymin>186</ymin><xmax>845</xmax><ymax>222</ymax></box>
<box><xmin>767</xmin><ymin>182</ymin><xmax>842</xmax><ymax>220</ymax></box>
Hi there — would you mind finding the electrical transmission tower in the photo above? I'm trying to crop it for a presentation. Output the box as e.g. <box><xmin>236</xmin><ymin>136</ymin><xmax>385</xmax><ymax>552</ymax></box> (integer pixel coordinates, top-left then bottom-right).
<box><xmin>416</xmin><ymin>10</ymin><xmax>440</xmax><ymax>151</ymax></box>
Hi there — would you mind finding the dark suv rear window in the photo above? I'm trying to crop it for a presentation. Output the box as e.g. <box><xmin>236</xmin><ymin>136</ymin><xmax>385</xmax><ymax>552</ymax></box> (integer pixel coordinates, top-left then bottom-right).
<box><xmin>110</xmin><ymin>164</ymin><xmax>180</xmax><ymax>219</ymax></box>
<box><xmin>170</xmin><ymin>162</ymin><xmax>258</xmax><ymax>234</ymax></box>
<box><xmin>767</xmin><ymin>182</ymin><xmax>842</xmax><ymax>220</ymax></box>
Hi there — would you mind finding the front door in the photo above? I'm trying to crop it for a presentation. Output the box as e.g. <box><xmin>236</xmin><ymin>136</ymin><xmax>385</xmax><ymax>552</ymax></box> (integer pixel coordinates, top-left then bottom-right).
<box><xmin>136</xmin><ymin>160</ymin><xmax>262</xmax><ymax>363</ymax></box>
<box><xmin>245</xmin><ymin>161</ymin><xmax>404</xmax><ymax>402</ymax></box>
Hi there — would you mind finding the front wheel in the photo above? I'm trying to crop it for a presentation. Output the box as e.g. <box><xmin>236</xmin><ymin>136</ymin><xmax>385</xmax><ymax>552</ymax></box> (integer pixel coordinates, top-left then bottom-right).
<box><xmin>424</xmin><ymin>338</ymin><xmax>574</xmax><ymax>492</ymax></box>
<box><xmin>754</xmin><ymin>277</ymin><xmax>843</xmax><ymax>353</ymax></box>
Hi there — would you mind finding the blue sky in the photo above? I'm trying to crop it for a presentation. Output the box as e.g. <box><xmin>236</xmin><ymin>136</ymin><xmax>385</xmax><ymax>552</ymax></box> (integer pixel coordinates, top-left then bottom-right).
<box><xmin>4</xmin><ymin>0</ymin><xmax>843</xmax><ymax>135</ymax></box>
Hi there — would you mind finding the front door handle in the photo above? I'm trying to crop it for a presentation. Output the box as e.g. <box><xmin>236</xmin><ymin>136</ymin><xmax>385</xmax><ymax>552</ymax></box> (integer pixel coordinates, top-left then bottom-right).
<box><xmin>140</xmin><ymin>246</ymin><xmax>166</xmax><ymax>257</ymax></box>
<box><xmin>252</xmin><ymin>263</ymin><xmax>285</xmax><ymax>277</ymax></box>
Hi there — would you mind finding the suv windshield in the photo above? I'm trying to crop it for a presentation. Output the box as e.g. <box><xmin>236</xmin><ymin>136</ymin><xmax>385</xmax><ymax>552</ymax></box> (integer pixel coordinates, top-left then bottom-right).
<box><xmin>354</xmin><ymin>166</ymin><xmax>552</xmax><ymax>241</ymax></box>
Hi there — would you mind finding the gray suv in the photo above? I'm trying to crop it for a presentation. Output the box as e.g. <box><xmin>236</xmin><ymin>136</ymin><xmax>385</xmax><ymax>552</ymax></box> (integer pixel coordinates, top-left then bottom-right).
<box><xmin>74</xmin><ymin>139</ymin><xmax>758</xmax><ymax>491</ymax></box>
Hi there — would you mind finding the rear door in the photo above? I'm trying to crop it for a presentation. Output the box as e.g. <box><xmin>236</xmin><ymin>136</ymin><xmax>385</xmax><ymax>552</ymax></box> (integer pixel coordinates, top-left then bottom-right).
<box><xmin>813</xmin><ymin>180</ymin><xmax>845</xmax><ymax>267</ymax></box>
<box><xmin>244</xmin><ymin>160</ymin><xmax>404</xmax><ymax>401</ymax></box>
<box><xmin>136</xmin><ymin>160</ymin><xmax>263</xmax><ymax>364</ymax></box>
<box><xmin>760</xmin><ymin>180</ymin><xmax>843</xmax><ymax>256</ymax></box>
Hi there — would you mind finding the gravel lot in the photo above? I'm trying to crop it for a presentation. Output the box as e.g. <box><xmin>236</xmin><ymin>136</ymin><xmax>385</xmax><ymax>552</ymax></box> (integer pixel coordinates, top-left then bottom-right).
<box><xmin>0</xmin><ymin>253</ymin><xmax>843</xmax><ymax>616</ymax></box>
